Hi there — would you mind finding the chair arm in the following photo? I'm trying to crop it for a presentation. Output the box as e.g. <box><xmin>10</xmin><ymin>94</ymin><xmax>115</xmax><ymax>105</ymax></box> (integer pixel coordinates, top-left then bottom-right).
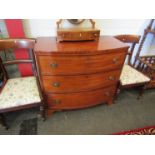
<box><xmin>114</xmin><ymin>35</ymin><xmax>141</xmax><ymax>43</ymax></box>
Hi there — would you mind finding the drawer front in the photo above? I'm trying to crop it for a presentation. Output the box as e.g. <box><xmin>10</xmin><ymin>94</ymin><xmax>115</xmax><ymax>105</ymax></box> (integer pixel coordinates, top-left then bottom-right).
<box><xmin>42</xmin><ymin>69</ymin><xmax>121</xmax><ymax>93</ymax></box>
<box><xmin>38</xmin><ymin>52</ymin><xmax>126</xmax><ymax>75</ymax></box>
<box><xmin>46</xmin><ymin>85</ymin><xmax>117</xmax><ymax>109</ymax></box>
<box><xmin>57</xmin><ymin>31</ymin><xmax>100</xmax><ymax>41</ymax></box>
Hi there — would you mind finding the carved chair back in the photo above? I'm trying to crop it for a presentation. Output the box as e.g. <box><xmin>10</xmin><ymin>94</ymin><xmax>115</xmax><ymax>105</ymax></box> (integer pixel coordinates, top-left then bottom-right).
<box><xmin>114</xmin><ymin>35</ymin><xmax>141</xmax><ymax>67</ymax></box>
<box><xmin>0</xmin><ymin>39</ymin><xmax>37</xmax><ymax>88</ymax></box>
<box><xmin>0</xmin><ymin>39</ymin><xmax>45</xmax><ymax>128</ymax></box>
<box><xmin>0</xmin><ymin>38</ymin><xmax>44</xmax><ymax>109</ymax></box>
<box><xmin>138</xmin><ymin>55</ymin><xmax>155</xmax><ymax>79</ymax></box>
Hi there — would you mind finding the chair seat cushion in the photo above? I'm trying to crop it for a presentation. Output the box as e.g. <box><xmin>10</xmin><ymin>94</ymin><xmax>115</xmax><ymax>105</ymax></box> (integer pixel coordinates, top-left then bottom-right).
<box><xmin>120</xmin><ymin>65</ymin><xmax>150</xmax><ymax>86</ymax></box>
<box><xmin>0</xmin><ymin>76</ymin><xmax>41</xmax><ymax>110</ymax></box>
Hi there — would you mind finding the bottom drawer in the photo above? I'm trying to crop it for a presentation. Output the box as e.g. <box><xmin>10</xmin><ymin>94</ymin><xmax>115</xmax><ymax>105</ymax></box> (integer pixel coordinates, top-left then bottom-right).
<box><xmin>46</xmin><ymin>85</ymin><xmax>117</xmax><ymax>110</ymax></box>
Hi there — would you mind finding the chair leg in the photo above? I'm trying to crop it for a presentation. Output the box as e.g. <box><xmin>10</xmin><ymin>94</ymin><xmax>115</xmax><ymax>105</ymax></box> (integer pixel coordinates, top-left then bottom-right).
<box><xmin>40</xmin><ymin>105</ymin><xmax>46</xmax><ymax>121</ymax></box>
<box><xmin>137</xmin><ymin>85</ymin><xmax>145</xmax><ymax>100</ymax></box>
<box><xmin>114</xmin><ymin>82</ymin><xmax>121</xmax><ymax>102</ymax></box>
<box><xmin>0</xmin><ymin>114</ymin><xmax>9</xmax><ymax>130</ymax></box>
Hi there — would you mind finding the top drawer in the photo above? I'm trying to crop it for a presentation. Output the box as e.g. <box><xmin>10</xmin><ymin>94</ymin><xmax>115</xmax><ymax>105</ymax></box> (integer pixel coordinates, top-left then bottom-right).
<box><xmin>37</xmin><ymin>52</ymin><xmax>126</xmax><ymax>75</ymax></box>
<box><xmin>57</xmin><ymin>30</ymin><xmax>100</xmax><ymax>42</ymax></box>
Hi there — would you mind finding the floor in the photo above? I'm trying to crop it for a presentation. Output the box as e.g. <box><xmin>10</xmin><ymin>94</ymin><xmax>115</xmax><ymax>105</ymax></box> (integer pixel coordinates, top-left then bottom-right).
<box><xmin>0</xmin><ymin>89</ymin><xmax>155</xmax><ymax>135</ymax></box>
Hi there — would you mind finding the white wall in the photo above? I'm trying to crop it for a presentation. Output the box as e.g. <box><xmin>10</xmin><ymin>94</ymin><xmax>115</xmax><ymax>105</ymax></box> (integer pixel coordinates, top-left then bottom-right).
<box><xmin>25</xmin><ymin>19</ymin><xmax>145</xmax><ymax>37</ymax></box>
<box><xmin>24</xmin><ymin>19</ymin><xmax>154</xmax><ymax>56</ymax></box>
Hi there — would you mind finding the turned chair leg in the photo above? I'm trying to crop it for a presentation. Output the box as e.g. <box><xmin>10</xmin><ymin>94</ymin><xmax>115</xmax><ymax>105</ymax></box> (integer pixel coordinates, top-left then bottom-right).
<box><xmin>42</xmin><ymin>107</ymin><xmax>46</xmax><ymax>121</ymax></box>
<box><xmin>40</xmin><ymin>105</ymin><xmax>46</xmax><ymax>121</ymax></box>
<box><xmin>137</xmin><ymin>85</ymin><xmax>145</xmax><ymax>100</ymax></box>
<box><xmin>114</xmin><ymin>82</ymin><xmax>121</xmax><ymax>102</ymax></box>
<box><xmin>114</xmin><ymin>88</ymin><xmax>121</xmax><ymax>101</ymax></box>
<box><xmin>0</xmin><ymin>113</ymin><xmax>9</xmax><ymax>130</ymax></box>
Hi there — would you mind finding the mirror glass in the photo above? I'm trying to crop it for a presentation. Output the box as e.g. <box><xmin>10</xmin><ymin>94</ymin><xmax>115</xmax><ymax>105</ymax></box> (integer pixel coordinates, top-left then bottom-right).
<box><xmin>67</xmin><ymin>19</ymin><xmax>85</xmax><ymax>25</ymax></box>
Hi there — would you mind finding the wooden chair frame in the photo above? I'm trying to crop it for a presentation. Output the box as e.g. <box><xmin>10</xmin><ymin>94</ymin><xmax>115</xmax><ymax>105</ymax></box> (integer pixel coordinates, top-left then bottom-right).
<box><xmin>0</xmin><ymin>38</ymin><xmax>46</xmax><ymax>129</ymax></box>
<box><xmin>134</xmin><ymin>19</ymin><xmax>155</xmax><ymax>66</ymax></box>
<box><xmin>114</xmin><ymin>35</ymin><xmax>150</xmax><ymax>98</ymax></box>
<box><xmin>138</xmin><ymin>55</ymin><xmax>155</xmax><ymax>88</ymax></box>
<box><xmin>135</xmin><ymin>19</ymin><xmax>155</xmax><ymax>88</ymax></box>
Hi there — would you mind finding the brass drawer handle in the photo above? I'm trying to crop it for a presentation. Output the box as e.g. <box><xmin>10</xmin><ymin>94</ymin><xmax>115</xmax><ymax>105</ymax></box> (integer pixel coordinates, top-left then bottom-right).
<box><xmin>109</xmin><ymin>76</ymin><xmax>115</xmax><ymax>81</ymax></box>
<box><xmin>53</xmin><ymin>99</ymin><xmax>61</xmax><ymax>104</ymax></box>
<box><xmin>105</xmin><ymin>92</ymin><xmax>110</xmax><ymax>96</ymax></box>
<box><xmin>50</xmin><ymin>63</ymin><xmax>58</xmax><ymax>69</ymax></box>
<box><xmin>113</xmin><ymin>58</ymin><xmax>119</xmax><ymax>64</ymax></box>
<box><xmin>52</xmin><ymin>82</ymin><xmax>60</xmax><ymax>87</ymax></box>
<box><xmin>94</xmin><ymin>33</ymin><xmax>98</xmax><ymax>36</ymax></box>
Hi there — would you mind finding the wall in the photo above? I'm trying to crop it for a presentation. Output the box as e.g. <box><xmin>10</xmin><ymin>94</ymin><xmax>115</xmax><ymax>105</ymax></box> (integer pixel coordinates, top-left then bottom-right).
<box><xmin>24</xmin><ymin>19</ymin><xmax>154</xmax><ymax>58</ymax></box>
<box><xmin>1</xmin><ymin>19</ymin><xmax>154</xmax><ymax>56</ymax></box>
<box><xmin>25</xmin><ymin>19</ymin><xmax>146</xmax><ymax>37</ymax></box>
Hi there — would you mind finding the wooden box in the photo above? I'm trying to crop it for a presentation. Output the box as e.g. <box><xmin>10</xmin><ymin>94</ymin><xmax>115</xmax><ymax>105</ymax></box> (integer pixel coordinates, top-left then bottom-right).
<box><xmin>57</xmin><ymin>28</ymin><xmax>100</xmax><ymax>42</ymax></box>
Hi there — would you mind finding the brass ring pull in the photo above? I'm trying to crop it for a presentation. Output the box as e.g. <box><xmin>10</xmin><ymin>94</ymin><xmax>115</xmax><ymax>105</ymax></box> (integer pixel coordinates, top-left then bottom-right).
<box><xmin>113</xmin><ymin>58</ymin><xmax>119</xmax><ymax>64</ymax></box>
<box><xmin>53</xmin><ymin>99</ymin><xmax>61</xmax><ymax>104</ymax></box>
<box><xmin>94</xmin><ymin>33</ymin><xmax>98</xmax><ymax>36</ymax></box>
<box><xmin>105</xmin><ymin>92</ymin><xmax>110</xmax><ymax>96</ymax></box>
<box><xmin>52</xmin><ymin>82</ymin><xmax>60</xmax><ymax>87</ymax></box>
<box><xmin>50</xmin><ymin>63</ymin><xmax>58</xmax><ymax>69</ymax></box>
<box><xmin>109</xmin><ymin>76</ymin><xmax>115</xmax><ymax>81</ymax></box>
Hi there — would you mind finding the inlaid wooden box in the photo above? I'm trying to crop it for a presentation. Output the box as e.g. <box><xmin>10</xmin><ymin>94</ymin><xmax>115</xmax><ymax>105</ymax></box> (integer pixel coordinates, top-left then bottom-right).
<box><xmin>57</xmin><ymin>28</ymin><xmax>100</xmax><ymax>42</ymax></box>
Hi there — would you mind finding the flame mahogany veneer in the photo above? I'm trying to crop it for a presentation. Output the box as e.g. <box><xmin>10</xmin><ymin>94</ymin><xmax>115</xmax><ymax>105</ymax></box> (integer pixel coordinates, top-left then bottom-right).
<box><xmin>34</xmin><ymin>36</ymin><xmax>129</xmax><ymax>116</ymax></box>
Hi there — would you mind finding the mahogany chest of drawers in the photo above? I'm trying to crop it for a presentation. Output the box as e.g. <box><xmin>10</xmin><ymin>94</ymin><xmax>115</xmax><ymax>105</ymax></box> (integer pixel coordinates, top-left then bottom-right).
<box><xmin>34</xmin><ymin>36</ymin><xmax>128</xmax><ymax>116</ymax></box>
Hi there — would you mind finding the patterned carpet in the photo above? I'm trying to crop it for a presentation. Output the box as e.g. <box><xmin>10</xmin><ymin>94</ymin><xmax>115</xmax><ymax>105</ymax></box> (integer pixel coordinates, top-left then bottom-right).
<box><xmin>114</xmin><ymin>125</ymin><xmax>155</xmax><ymax>135</ymax></box>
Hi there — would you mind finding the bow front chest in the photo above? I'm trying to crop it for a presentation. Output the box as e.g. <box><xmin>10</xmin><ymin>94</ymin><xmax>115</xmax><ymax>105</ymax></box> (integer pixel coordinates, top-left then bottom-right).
<box><xmin>34</xmin><ymin>36</ymin><xmax>128</xmax><ymax>116</ymax></box>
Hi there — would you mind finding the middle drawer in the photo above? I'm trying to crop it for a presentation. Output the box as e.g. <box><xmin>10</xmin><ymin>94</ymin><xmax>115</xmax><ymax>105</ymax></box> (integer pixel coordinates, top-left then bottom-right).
<box><xmin>42</xmin><ymin>69</ymin><xmax>121</xmax><ymax>93</ymax></box>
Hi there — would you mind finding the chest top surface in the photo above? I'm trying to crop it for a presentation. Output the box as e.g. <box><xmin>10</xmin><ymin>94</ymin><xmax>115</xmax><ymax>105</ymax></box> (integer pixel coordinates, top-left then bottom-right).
<box><xmin>34</xmin><ymin>36</ymin><xmax>129</xmax><ymax>55</ymax></box>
